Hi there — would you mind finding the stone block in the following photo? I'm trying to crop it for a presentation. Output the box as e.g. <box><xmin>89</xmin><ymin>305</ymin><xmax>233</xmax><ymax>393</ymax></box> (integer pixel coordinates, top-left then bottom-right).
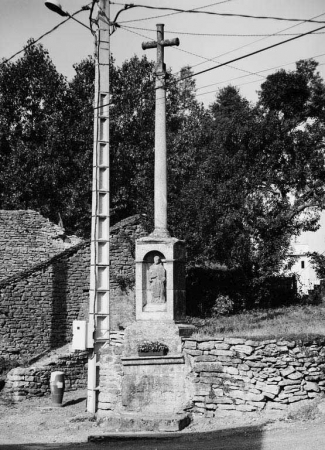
<box><xmin>304</xmin><ymin>381</ymin><xmax>320</xmax><ymax>392</ymax></box>
<box><xmin>214</xmin><ymin>343</ymin><xmax>230</xmax><ymax>350</ymax></box>
<box><xmin>210</xmin><ymin>350</ymin><xmax>234</xmax><ymax>357</ymax></box>
<box><xmin>193</xmin><ymin>362</ymin><xmax>223</xmax><ymax>372</ymax></box>
<box><xmin>197</xmin><ymin>341</ymin><xmax>217</xmax><ymax>351</ymax></box>
<box><xmin>228</xmin><ymin>390</ymin><xmax>245</xmax><ymax>400</ymax></box>
<box><xmin>218</xmin><ymin>404</ymin><xmax>236</xmax><ymax>410</ymax></box>
<box><xmin>237</xmin><ymin>404</ymin><xmax>256</xmax><ymax>412</ymax></box>
<box><xmin>288</xmin><ymin>371</ymin><xmax>303</xmax><ymax>380</ymax></box>
<box><xmin>184</xmin><ymin>350</ymin><xmax>202</xmax><ymax>356</ymax></box>
<box><xmin>225</xmin><ymin>338</ymin><xmax>245</xmax><ymax>345</ymax></box>
<box><xmin>307</xmin><ymin>392</ymin><xmax>318</xmax><ymax>398</ymax></box>
<box><xmin>206</xmin><ymin>403</ymin><xmax>217</xmax><ymax>410</ymax></box>
<box><xmin>288</xmin><ymin>395</ymin><xmax>307</xmax><ymax>403</ymax></box>
<box><xmin>233</xmin><ymin>345</ymin><xmax>254</xmax><ymax>355</ymax></box>
<box><xmin>280</xmin><ymin>366</ymin><xmax>296</xmax><ymax>377</ymax></box>
<box><xmin>223</xmin><ymin>366</ymin><xmax>239</xmax><ymax>375</ymax></box>
<box><xmin>262</xmin><ymin>384</ymin><xmax>280</xmax><ymax>395</ymax></box>
<box><xmin>194</xmin><ymin>385</ymin><xmax>211</xmax><ymax>395</ymax></box>
<box><xmin>195</xmin><ymin>355</ymin><xmax>218</xmax><ymax>362</ymax></box>
<box><xmin>279</xmin><ymin>379</ymin><xmax>301</xmax><ymax>386</ymax></box>
<box><xmin>245</xmin><ymin>392</ymin><xmax>265</xmax><ymax>402</ymax></box>
<box><xmin>215</xmin><ymin>397</ymin><xmax>233</xmax><ymax>404</ymax></box>
<box><xmin>184</xmin><ymin>341</ymin><xmax>197</xmax><ymax>350</ymax></box>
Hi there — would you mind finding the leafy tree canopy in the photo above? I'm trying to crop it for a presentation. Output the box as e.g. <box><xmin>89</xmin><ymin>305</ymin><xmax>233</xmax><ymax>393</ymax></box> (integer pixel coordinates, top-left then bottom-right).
<box><xmin>1</xmin><ymin>42</ymin><xmax>325</xmax><ymax>309</ymax></box>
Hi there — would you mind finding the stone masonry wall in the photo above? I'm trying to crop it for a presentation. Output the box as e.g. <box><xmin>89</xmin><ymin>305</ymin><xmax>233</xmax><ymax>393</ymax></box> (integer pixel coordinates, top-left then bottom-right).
<box><xmin>0</xmin><ymin>210</ymin><xmax>80</xmax><ymax>282</ymax></box>
<box><xmin>97</xmin><ymin>331</ymin><xmax>125</xmax><ymax>413</ymax></box>
<box><xmin>3</xmin><ymin>350</ymin><xmax>88</xmax><ymax>401</ymax></box>
<box><xmin>183</xmin><ymin>336</ymin><xmax>325</xmax><ymax>416</ymax></box>
<box><xmin>0</xmin><ymin>213</ymin><xmax>145</xmax><ymax>361</ymax></box>
<box><xmin>0</xmin><ymin>242</ymin><xmax>89</xmax><ymax>360</ymax></box>
<box><xmin>109</xmin><ymin>216</ymin><xmax>147</xmax><ymax>330</ymax></box>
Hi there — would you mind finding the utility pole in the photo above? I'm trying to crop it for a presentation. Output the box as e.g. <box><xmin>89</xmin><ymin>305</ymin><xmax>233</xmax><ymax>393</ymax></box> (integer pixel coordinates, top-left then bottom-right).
<box><xmin>87</xmin><ymin>0</ymin><xmax>110</xmax><ymax>414</ymax></box>
<box><xmin>142</xmin><ymin>25</ymin><xmax>179</xmax><ymax>237</ymax></box>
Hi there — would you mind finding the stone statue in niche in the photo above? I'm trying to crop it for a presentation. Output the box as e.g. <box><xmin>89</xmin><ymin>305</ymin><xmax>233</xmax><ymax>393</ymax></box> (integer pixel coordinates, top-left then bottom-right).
<box><xmin>148</xmin><ymin>255</ymin><xmax>166</xmax><ymax>303</ymax></box>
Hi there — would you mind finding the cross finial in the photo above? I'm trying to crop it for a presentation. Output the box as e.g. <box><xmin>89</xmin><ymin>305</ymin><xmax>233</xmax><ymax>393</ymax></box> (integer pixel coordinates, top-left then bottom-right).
<box><xmin>142</xmin><ymin>24</ymin><xmax>179</xmax><ymax>75</ymax></box>
<box><xmin>142</xmin><ymin>25</ymin><xmax>180</xmax><ymax>237</ymax></box>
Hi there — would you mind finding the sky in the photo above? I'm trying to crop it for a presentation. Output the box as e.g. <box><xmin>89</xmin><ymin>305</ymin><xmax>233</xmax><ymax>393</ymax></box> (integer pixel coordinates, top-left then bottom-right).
<box><xmin>1</xmin><ymin>0</ymin><xmax>325</xmax><ymax>251</ymax></box>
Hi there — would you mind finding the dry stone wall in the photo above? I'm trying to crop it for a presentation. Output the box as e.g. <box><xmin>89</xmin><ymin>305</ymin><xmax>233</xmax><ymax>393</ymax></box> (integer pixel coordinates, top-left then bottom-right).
<box><xmin>0</xmin><ymin>213</ymin><xmax>145</xmax><ymax>361</ymax></box>
<box><xmin>183</xmin><ymin>337</ymin><xmax>325</xmax><ymax>416</ymax></box>
<box><xmin>3</xmin><ymin>350</ymin><xmax>88</xmax><ymax>401</ymax></box>
<box><xmin>0</xmin><ymin>210</ymin><xmax>80</xmax><ymax>281</ymax></box>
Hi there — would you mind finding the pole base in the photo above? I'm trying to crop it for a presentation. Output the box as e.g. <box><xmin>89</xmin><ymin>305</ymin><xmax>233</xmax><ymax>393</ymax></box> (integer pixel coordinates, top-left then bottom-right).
<box><xmin>149</xmin><ymin>228</ymin><xmax>170</xmax><ymax>238</ymax></box>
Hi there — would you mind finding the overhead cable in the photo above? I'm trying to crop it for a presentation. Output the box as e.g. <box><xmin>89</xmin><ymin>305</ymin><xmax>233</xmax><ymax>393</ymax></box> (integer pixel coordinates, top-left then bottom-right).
<box><xmin>122</xmin><ymin>25</ymin><xmax>325</xmax><ymax>38</ymax></box>
<box><xmin>0</xmin><ymin>6</ymin><xmax>91</xmax><ymax>67</ymax></box>
<box><xmin>176</xmin><ymin>23</ymin><xmax>325</xmax><ymax>84</ymax></box>
<box><xmin>196</xmin><ymin>52</ymin><xmax>325</xmax><ymax>93</ymax></box>
<box><xmin>111</xmin><ymin>1</ymin><xmax>233</xmax><ymax>24</ymax></box>
<box><xmin>189</xmin><ymin>11</ymin><xmax>325</xmax><ymax>72</ymax></box>
<box><xmin>196</xmin><ymin>62</ymin><xmax>325</xmax><ymax>99</ymax></box>
<box><xmin>111</xmin><ymin>1</ymin><xmax>325</xmax><ymax>24</ymax></box>
<box><xmin>119</xmin><ymin>25</ymin><xmax>265</xmax><ymax>80</ymax></box>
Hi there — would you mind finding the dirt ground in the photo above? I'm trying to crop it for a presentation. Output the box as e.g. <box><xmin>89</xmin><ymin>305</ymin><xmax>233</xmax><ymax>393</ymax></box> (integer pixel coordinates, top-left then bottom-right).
<box><xmin>1</xmin><ymin>389</ymin><xmax>325</xmax><ymax>446</ymax></box>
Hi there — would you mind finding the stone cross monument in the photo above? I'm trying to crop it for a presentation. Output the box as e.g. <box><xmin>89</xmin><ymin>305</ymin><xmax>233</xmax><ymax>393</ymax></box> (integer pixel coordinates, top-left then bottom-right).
<box><xmin>134</xmin><ymin>24</ymin><xmax>186</xmax><ymax>323</ymax></box>
<box><xmin>119</xmin><ymin>27</ymin><xmax>190</xmax><ymax>424</ymax></box>
<box><xmin>142</xmin><ymin>24</ymin><xmax>179</xmax><ymax>238</ymax></box>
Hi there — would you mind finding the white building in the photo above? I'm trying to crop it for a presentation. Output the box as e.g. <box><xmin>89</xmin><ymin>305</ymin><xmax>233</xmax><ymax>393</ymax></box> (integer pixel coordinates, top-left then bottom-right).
<box><xmin>288</xmin><ymin>243</ymin><xmax>319</xmax><ymax>295</ymax></box>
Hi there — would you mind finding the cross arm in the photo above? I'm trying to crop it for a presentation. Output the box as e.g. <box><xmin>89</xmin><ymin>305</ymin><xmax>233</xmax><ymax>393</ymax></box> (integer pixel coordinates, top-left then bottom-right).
<box><xmin>142</xmin><ymin>38</ymin><xmax>180</xmax><ymax>50</ymax></box>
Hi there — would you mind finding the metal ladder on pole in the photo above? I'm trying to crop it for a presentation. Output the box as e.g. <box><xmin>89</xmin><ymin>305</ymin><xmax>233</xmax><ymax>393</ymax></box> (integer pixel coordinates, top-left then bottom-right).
<box><xmin>87</xmin><ymin>0</ymin><xmax>110</xmax><ymax>414</ymax></box>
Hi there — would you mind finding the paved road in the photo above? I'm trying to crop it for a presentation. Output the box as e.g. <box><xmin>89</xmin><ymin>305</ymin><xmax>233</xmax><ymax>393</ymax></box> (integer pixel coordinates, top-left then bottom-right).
<box><xmin>1</xmin><ymin>422</ymin><xmax>325</xmax><ymax>450</ymax></box>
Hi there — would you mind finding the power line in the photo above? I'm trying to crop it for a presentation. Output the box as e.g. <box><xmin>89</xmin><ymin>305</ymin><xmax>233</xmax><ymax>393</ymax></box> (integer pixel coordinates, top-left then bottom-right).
<box><xmin>119</xmin><ymin>25</ymin><xmax>265</xmax><ymax>87</ymax></box>
<box><xmin>188</xmin><ymin>12</ymin><xmax>325</xmax><ymax>72</ymax></box>
<box><xmin>122</xmin><ymin>24</ymin><xmax>325</xmax><ymax>38</ymax></box>
<box><xmin>196</xmin><ymin>53</ymin><xmax>325</xmax><ymax>93</ymax></box>
<box><xmin>111</xmin><ymin>1</ymin><xmax>325</xmax><ymax>25</ymax></box>
<box><xmin>111</xmin><ymin>1</ymin><xmax>232</xmax><ymax>24</ymax></box>
<box><xmin>195</xmin><ymin>62</ymin><xmax>325</xmax><ymax>99</ymax></box>
<box><xmin>98</xmin><ymin>22</ymin><xmax>325</xmax><ymax>112</ymax></box>
<box><xmin>175</xmin><ymin>22</ymin><xmax>325</xmax><ymax>85</ymax></box>
<box><xmin>0</xmin><ymin>6</ymin><xmax>91</xmax><ymax>67</ymax></box>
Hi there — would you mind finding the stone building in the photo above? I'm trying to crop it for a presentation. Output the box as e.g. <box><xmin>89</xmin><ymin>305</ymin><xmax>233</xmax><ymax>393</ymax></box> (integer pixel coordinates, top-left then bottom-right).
<box><xmin>0</xmin><ymin>210</ymin><xmax>145</xmax><ymax>361</ymax></box>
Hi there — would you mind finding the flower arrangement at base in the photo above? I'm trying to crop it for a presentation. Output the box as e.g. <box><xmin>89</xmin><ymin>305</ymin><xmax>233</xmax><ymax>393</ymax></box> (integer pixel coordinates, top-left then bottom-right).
<box><xmin>137</xmin><ymin>340</ymin><xmax>169</xmax><ymax>356</ymax></box>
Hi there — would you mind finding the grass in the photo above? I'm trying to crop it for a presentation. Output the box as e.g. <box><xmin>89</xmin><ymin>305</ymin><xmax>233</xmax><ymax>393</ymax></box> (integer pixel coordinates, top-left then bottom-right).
<box><xmin>189</xmin><ymin>304</ymin><xmax>325</xmax><ymax>341</ymax></box>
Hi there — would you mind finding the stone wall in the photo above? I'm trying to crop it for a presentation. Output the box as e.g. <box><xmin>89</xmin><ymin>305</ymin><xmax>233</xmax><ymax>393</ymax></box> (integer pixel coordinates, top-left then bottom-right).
<box><xmin>96</xmin><ymin>333</ymin><xmax>325</xmax><ymax>419</ymax></box>
<box><xmin>97</xmin><ymin>331</ymin><xmax>125</xmax><ymax>413</ymax></box>
<box><xmin>183</xmin><ymin>336</ymin><xmax>325</xmax><ymax>416</ymax></box>
<box><xmin>109</xmin><ymin>216</ymin><xmax>147</xmax><ymax>329</ymax></box>
<box><xmin>0</xmin><ymin>213</ymin><xmax>146</xmax><ymax>361</ymax></box>
<box><xmin>0</xmin><ymin>242</ymin><xmax>89</xmax><ymax>360</ymax></box>
<box><xmin>3</xmin><ymin>350</ymin><xmax>88</xmax><ymax>401</ymax></box>
<box><xmin>0</xmin><ymin>210</ymin><xmax>80</xmax><ymax>282</ymax></box>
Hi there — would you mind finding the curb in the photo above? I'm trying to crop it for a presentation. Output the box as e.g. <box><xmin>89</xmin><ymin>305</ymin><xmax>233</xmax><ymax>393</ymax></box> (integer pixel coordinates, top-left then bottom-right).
<box><xmin>88</xmin><ymin>432</ymin><xmax>183</xmax><ymax>442</ymax></box>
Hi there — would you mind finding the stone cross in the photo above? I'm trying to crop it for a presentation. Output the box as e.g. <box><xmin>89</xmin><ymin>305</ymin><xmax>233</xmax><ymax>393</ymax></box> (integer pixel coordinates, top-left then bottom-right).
<box><xmin>142</xmin><ymin>24</ymin><xmax>179</xmax><ymax>238</ymax></box>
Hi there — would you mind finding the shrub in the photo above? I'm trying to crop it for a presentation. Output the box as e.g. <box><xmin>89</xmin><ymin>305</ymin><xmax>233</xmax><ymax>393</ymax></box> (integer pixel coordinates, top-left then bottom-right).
<box><xmin>211</xmin><ymin>295</ymin><xmax>235</xmax><ymax>317</ymax></box>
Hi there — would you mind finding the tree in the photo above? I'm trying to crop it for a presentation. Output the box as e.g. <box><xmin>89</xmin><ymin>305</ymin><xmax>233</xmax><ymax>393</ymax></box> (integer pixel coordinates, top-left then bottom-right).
<box><xmin>0</xmin><ymin>41</ymin><xmax>68</xmax><ymax>217</ymax></box>
<box><xmin>2</xmin><ymin>42</ymin><xmax>325</xmax><ymax>311</ymax></box>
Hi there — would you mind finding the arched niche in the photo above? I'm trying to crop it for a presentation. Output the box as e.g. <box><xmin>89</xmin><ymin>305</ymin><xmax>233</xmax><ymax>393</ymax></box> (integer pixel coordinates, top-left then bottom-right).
<box><xmin>142</xmin><ymin>250</ymin><xmax>166</xmax><ymax>311</ymax></box>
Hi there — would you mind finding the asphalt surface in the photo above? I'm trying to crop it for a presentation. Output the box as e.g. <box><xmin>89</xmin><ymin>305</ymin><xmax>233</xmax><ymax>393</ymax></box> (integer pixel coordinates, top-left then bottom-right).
<box><xmin>1</xmin><ymin>421</ymin><xmax>325</xmax><ymax>450</ymax></box>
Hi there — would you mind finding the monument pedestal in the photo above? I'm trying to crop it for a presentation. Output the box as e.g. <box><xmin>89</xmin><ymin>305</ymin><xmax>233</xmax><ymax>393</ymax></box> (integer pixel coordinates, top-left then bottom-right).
<box><xmin>135</xmin><ymin>235</ymin><xmax>186</xmax><ymax>322</ymax></box>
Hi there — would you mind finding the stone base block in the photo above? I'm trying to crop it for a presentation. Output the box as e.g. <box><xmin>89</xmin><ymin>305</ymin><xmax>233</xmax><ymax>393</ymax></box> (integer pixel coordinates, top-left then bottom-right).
<box><xmin>123</xmin><ymin>321</ymin><xmax>183</xmax><ymax>356</ymax></box>
<box><xmin>95</xmin><ymin>411</ymin><xmax>191</xmax><ymax>432</ymax></box>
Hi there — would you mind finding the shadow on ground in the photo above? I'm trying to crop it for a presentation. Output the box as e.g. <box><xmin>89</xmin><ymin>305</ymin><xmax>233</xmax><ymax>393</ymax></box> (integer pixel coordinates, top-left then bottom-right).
<box><xmin>62</xmin><ymin>397</ymin><xmax>86</xmax><ymax>408</ymax></box>
<box><xmin>0</xmin><ymin>424</ymin><xmax>264</xmax><ymax>450</ymax></box>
